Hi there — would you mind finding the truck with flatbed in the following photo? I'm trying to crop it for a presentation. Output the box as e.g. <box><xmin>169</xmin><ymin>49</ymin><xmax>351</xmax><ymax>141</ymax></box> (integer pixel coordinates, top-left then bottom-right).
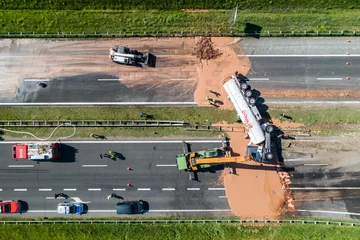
<box><xmin>12</xmin><ymin>142</ymin><xmax>61</xmax><ymax>160</ymax></box>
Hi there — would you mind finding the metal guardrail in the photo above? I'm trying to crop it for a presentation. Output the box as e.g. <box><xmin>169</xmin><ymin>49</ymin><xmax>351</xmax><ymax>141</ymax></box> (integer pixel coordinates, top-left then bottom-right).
<box><xmin>0</xmin><ymin>30</ymin><xmax>358</xmax><ymax>38</ymax></box>
<box><xmin>0</xmin><ymin>219</ymin><xmax>357</xmax><ymax>226</ymax></box>
<box><xmin>185</xmin><ymin>125</ymin><xmax>245</xmax><ymax>132</ymax></box>
<box><xmin>0</xmin><ymin>120</ymin><xmax>187</xmax><ymax>127</ymax></box>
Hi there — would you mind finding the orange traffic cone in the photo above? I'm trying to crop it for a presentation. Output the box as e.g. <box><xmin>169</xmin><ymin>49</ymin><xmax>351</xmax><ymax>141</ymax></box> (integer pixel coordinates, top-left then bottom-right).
<box><xmin>346</xmin><ymin>77</ymin><xmax>350</xmax><ymax>80</ymax></box>
<box><xmin>127</xmin><ymin>167</ymin><xmax>132</xmax><ymax>171</ymax></box>
<box><xmin>127</xmin><ymin>183</ymin><xmax>132</xmax><ymax>187</ymax></box>
<box><xmin>346</xmin><ymin>62</ymin><xmax>350</xmax><ymax>65</ymax></box>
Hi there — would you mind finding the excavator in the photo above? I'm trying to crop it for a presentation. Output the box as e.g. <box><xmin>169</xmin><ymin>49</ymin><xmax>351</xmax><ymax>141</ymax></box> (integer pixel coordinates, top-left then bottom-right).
<box><xmin>176</xmin><ymin>146</ymin><xmax>252</xmax><ymax>180</ymax></box>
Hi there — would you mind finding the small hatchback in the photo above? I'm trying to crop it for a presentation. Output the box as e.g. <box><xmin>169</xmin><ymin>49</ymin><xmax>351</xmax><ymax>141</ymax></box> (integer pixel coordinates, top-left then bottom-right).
<box><xmin>116</xmin><ymin>200</ymin><xmax>146</xmax><ymax>214</ymax></box>
<box><xmin>0</xmin><ymin>200</ymin><xmax>22</xmax><ymax>214</ymax></box>
<box><xmin>57</xmin><ymin>202</ymin><xmax>83</xmax><ymax>215</ymax></box>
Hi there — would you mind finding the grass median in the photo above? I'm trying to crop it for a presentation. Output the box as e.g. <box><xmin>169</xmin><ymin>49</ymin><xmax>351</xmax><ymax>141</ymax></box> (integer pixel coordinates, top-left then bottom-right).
<box><xmin>0</xmin><ymin>222</ymin><xmax>358</xmax><ymax>240</ymax></box>
<box><xmin>1</xmin><ymin>10</ymin><xmax>360</xmax><ymax>34</ymax></box>
<box><xmin>0</xmin><ymin>106</ymin><xmax>359</xmax><ymax>139</ymax></box>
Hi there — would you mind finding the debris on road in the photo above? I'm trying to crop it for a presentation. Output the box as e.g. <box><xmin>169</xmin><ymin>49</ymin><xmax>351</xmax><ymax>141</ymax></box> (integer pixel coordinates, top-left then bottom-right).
<box><xmin>194</xmin><ymin>37</ymin><xmax>222</xmax><ymax>61</ymax></box>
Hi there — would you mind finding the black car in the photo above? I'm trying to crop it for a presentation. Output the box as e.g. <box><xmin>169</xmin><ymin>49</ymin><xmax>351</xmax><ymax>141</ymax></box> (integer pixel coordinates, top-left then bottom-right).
<box><xmin>116</xmin><ymin>200</ymin><xmax>146</xmax><ymax>214</ymax></box>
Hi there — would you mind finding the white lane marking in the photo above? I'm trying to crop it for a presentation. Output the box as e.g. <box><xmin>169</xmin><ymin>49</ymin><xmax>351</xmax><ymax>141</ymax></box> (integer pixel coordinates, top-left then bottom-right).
<box><xmin>14</xmin><ymin>189</ymin><xmax>27</xmax><ymax>191</ymax></box>
<box><xmin>267</xmin><ymin>101</ymin><xmax>360</xmax><ymax>105</ymax></box>
<box><xmin>27</xmin><ymin>209</ymin><xmax>231</xmax><ymax>213</ymax></box>
<box><xmin>303</xmin><ymin>164</ymin><xmax>329</xmax><ymax>166</ymax></box>
<box><xmin>317</xmin><ymin>78</ymin><xmax>342</xmax><ymax>81</ymax></box>
<box><xmin>284</xmin><ymin>158</ymin><xmax>312</xmax><ymax>162</ymax></box>
<box><xmin>46</xmin><ymin>197</ymin><xmax>67</xmax><ymax>200</ymax></box>
<box><xmin>9</xmin><ymin>165</ymin><xmax>34</xmax><ymax>168</ymax></box>
<box><xmin>149</xmin><ymin>209</ymin><xmax>231</xmax><ymax>212</ymax></box>
<box><xmin>82</xmin><ymin>165</ymin><xmax>107</xmax><ymax>167</ymax></box>
<box><xmin>71</xmin><ymin>197</ymin><xmax>90</xmax><ymax>203</ymax></box>
<box><xmin>0</xmin><ymin>140</ymin><xmax>224</xmax><ymax>144</ymax></box>
<box><xmin>297</xmin><ymin>209</ymin><xmax>360</xmax><ymax>216</ymax></box>
<box><xmin>39</xmin><ymin>189</ymin><xmax>52</xmax><ymax>191</ymax></box>
<box><xmin>0</xmin><ymin>189</ymin><xmax>2</xmax><ymax>191</ymax></box>
<box><xmin>290</xmin><ymin>187</ymin><xmax>360</xmax><ymax>190</ymax></box>
<box><xmin>248</xmin><ymin>78</ymin><xmax>269</xmax><ymax>81</ymax></box>
<box><xmin>162</xmin><ymin>188</ymin><xmax>175</xmax><ymax>191</ymax></box>
<box><xmin>287</xmin><ymin>140</ymin><xmax>339</xmax><ymax>142</ymax></box>
<box><xmin>187</xmin><ymin>188</ymin><xmax>200</xmax><ymax>191</ymax></box>
<box><xmin>0</xmin><ymin>102</ymin><xmax>197</xmax><ymax>106</ymax></box>
<box><xmin>219</xmin><ymin>196</ymin><xmax>227</xmax><ymax>198</ymax></box>
<box><xmin>63</xmin><ymin>188</ymin><xmax>77</xmax><ymax>191</ymax></box>
<box><xmin>113</xmin><ymin>188</ymin><xmax>126</xmax><ymax>191</ymax></box>
<box><xmin>97</xmin><ymin>79</ymin><xmax>121</xmax><ymax>81</ymax></box>
<box><xmin>24</xmin><ymin>79</ymin><xmax>50</xmax><ymax>82</ymax></box>
<box><xmin>239</xmin><ymin>54</ymin><xmax>360</xmax><ymax>57</ymax></box>
<box><xmin>88</xmin><ymin>188</ymin><xmax>101</xmax><ymax>191</ymax></box>
<box><xmin>156</xmin><ymin>164</ymin><xmax>177</xmax><ymax>167</ymax></box>
<box><xmin>208</xmin><ymin>188</ymin><xmax>225</xmax><ymax>191</ymax></box>
<box><xmin>137</xmin><ymin>188</ymin><xmax>151</xmax><ymax>191</ymax></box>
<box><xmin>171</xmin><ymin>79</ymin><xmax>195</xmax><ymax>81</ymax></box>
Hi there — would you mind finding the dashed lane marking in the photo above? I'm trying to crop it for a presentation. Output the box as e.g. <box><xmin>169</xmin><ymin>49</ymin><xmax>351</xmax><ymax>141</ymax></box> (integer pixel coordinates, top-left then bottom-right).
<box><xmin>156</xmin><ymin>164</ymin><xmax>177</xmax><ymax>167</ymax></box>
<box><xmin>82</xmin><ymin>165</ymin><xmax>107</xmax><ymax>167</ymax></box>
<box><xmin>248</xmin><ymin>78</ymin><xmax>269</xmax><ymax>81</ymax></box>
<box><xmin>88</xmin><ymin>188</ymin><xmax>101</xmax><ymax>191</ymax></box>
<box><xmin>24</xmin><ymin>79</ymin><xmax>49</xmax><ymax>82</ymax></box>
<box><xmin>63</xmin><ymin>188</ymin><xmax>77</xmax><ymax>191</ymax></box>
<box><xmin>39</xmin><ymin>189</ymin><xmax>52</xmax><ymax>191</ymax></box>
<box><xmin>317</xmin><ymin>78</ymin><xmax>343</xmax><ymax>81</ymax></box>
<box><xmin>303</xmin><ymin>164</ymin><xmax>329</xmax><ymax>166</ymax></box>
<box><xmin>219</xmin><ymin>196</ymin><xmax>227</xmax><ymax>198</ymax></box>
<box><xmin>208</xmin><ymin>188</ymin><xmax>225</xmax><ymax>191</ymax></box>
<box><xmin>162</xmin><ymin>188</ymin><xmax>175</xmax><ymax>191</ymax></box>
<box><xmin>8</xmin><ymin>165</ymin><xmax>34</xmax><ymax>168</ymax></box>
<box><xmin>137</xmin><ymin>188</ymin><xmax>151</xmax><ymax>191</ymax></box>
<box><xmin>97</xmin><ymin>79</ymin><xmax>121</xmax><ymax>81</ymax></box>
<box><xmin>113</xmin><ymin>188</ymin><xmax>126</xmax><ymax>191</ymax></box>
<box><xmin>187</xmin><ymin>188</ymin><xmax>200</xmax><ymax>191</ymax></box>
<box><xmin>14</xmin><ymin>189</ymin><xmax>27</xmax><ymax>191</ymax></box>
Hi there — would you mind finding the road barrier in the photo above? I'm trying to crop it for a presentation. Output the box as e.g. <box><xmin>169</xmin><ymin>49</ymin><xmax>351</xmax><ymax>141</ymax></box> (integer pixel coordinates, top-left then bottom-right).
<box><xmin>0</xmin><ymin>120</ymin><xmax>187</xmax><ymax>128</ymax></box>
<box><xmin>0</xmin><ymin>31</ymin><xmax>358</xmax><ymax>38</ymax></box>
<box><xmin>0</xmin><ymin>219</ymin><xmax>357</xmax><ymax>226</ymax></box>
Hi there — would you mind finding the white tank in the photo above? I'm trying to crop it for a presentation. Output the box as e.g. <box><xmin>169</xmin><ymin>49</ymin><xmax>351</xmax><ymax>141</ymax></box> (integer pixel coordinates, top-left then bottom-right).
<box><xmin>223</xmin><ymin>76</ymin><xmax>265</xmax><ymax>144</ymax></box>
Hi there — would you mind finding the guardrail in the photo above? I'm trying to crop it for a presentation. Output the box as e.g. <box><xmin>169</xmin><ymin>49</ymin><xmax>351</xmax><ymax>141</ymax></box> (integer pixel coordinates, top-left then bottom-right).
<box><xmin>0</xmin><ymin>30</ymin><xmax>358</xmax><ymax>38</ymax></box>
<box><xmin>0</xmin><ymin>120</ymin><xmax>187</xmax><ymax>127</ymax></box>
<box><xmin>0</xmin><ymin>219</ymin><xmax>357</xmax><ymax>226</ymax></box>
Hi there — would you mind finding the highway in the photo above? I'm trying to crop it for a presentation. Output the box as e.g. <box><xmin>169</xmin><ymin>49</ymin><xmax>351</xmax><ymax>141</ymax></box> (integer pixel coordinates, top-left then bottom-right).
<box><xmin>1</xmin><ymin>37</ymin><xmax>360</xmax><ymax>104</ymax></box>
<box><xmin>0</xmin><ymin>140</ymin><xmax>230</xmax><ymax>217</ymax></box>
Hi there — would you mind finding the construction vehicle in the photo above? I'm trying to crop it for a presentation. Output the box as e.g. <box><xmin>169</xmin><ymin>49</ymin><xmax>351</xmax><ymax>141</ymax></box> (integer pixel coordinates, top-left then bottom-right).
<box><xmin>12</xmin><ymin>142</ymin><xmax>61</xmax><ymax>160</ymax></box>
<box><xmin>176</xmin><ymin>147</ymin><xmax>252</xmax><ymax>172</ymax></box>
<box><xmin>109</xmin><ymin>46</ymin><xmax>156</xmax><ymax>67</ymax></box>
<box><xmin>223</xmin><ymin>72</ymin><xmax>274</xmax><ymax>162</ymax></box>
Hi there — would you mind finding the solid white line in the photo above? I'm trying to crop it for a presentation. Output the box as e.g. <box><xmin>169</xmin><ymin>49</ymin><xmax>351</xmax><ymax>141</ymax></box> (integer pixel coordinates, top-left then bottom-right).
<box><xmin>248</xmin><ymin>78</ymin><xmax>269</xmax><ymax>81</ymax></box>
<box><xmin>162</xmin><ymin>188</ymin><xmax>175</xmax><ymax>191</ymax></box>
<box><xmin>239</xmin><ymin>54</ymin><xmax>360</xmax><ymax>57</ymax></box>
<box><xmin>288</xmin><ymin>140</ymin><xmax>339</xmax><ymax>142</ymax></box>
<box><xmin>0</xmin><ymin>102</ymin><xmax>197</xmax><ymax>106</ymax></box>
<box><xmin>24</xmin><ymin>79</ymin><xmax>50</xmax><ymax>82</ymax></box>
<box><xmin>290</xmin><ymin>187</ymin><xmax>360</xmax><ymax>190</ymax></box>
<box><xmin>14</xmin><ymin>189</ymin><xmax>27</xmax><ymax>191</ymax></box>
<box><xmin>219</xmin><ymin>196</ymin><xmax>227</xmax><ymax>198</ymax></box>
<box><xmin>317</xmin><ymin>78</ymin><xmax>342</xmax><ymax>81</ymax></box>
<box><xmin>187</xmin><ymin>188</ymin><xmax>200</xmax><ymax>191</ymax></box>
<box><xmin>39</xmin><ymin>189</ymin><xmax>52</xmax><ymax>191</ymax></box>
<box><xmin>156</xmin><ymin>164</ymin><xmax>177</xmax><ymax>167</ymax></box>
<box><xmin>26</xmin><ymin>209</ymin><xmax>231</xmax><ymax>213</ymax></box>
<box><xmin>267</xmin><ymin>101</ymin><xmax>360</xmax><ymax>105</ymax></box>
<box><xmin>88</xmin><ymin>188</ymin><xmax>101</xmax><ymax>191</ymax></box>
<box><xmin>297</xmin><ymin>209</ymin><xmax>360</xmax><ymax>216</ymax></box>
<box><xmin>113</xmin><ymin>188</ymin><xmax>126</xmax><ymax>191</ymax></box>
<box><xmin>97</xmin><ymin>79</ymin><xmax>121</xmax><ymax>81</ymax></box>
<box><xmin>8</xmin><ymin>165</ymin><xmax>34</xmax><ymax>168</ymax></box>
<box><xmin>208</xmin><ymin>188</ymin><xmax>225</xmax><ymax>191</ymax></box>
<box><xmin>0</xmin><ymin>140</ymin><xmax>224</xmax><ymax>144</ymax></box>
<box><xmin>149</xmin><ymin>209</ymin><xmax>231</xmax><ymax>212</ymax></box>
<box><xmin>284</xmin><ymin>158</ymin><xmax>311</xmax><ymax>162</ymax></box>
<box><xmin>82</xmin><ymin>165</ymin><xmax>107</xmax><ymax>167</ymax></box>
<box><xmin>170</xmin><ymin>79</ymin><xmax>195</xmax><ymax>81</ymax></box>
<box><xmin>63</xmin><ymin>188</ymin><xmax>76</xmax><ymax>191</ymax></box>
<box><xmin>137</xmin><ymin>188</ymin><xmax>151</xmax><ymax>191</ymax></box>
<box><xmin>303</xmin><ymin>164</ymin><xmax>329</xmax><ymax>166</ymax></box>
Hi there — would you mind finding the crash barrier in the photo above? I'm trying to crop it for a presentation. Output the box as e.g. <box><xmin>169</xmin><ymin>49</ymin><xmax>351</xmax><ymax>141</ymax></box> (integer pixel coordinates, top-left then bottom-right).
<box><xmin>0</xmin><ymin>120</ymin><xmax>187</xmax><ymax>128</ymax></box>
<box><xmin>0</xmin><ymin>219</ymin><xmax>357</xmax><ymax>226</ymax></box>
<box><xmin>0</xmin><ymin>31</ymin><xmax>358</xmax><ymax>38</ymax></box>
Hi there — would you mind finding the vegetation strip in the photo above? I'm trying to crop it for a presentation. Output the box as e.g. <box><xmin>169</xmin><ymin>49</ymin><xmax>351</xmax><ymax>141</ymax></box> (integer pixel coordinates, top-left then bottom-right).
<box><xmin>0</xmin><ymin>223</ymin><xmax>358</xmax><ymax>239</ymax></box>
<box><xmin>1</xmin><ymin>10</ymin><xmax>360</xmax><ymax>34</ymax></box>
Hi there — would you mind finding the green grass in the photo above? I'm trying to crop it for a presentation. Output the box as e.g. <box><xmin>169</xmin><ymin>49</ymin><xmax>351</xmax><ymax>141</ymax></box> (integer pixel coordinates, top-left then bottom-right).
<box><xmin>0</xmin><ymin>223</ymin><xmax>359</xmax><ymax>240</ymax></box>
<box><xmin>1</xmin><ymin>0</ymin><xmax>359</xmax><ymax>10</ymax></box>
<box><xmin>1</xmin><ymin>10</ymin><xmax>360</xmax><ymax>34</ymax></box>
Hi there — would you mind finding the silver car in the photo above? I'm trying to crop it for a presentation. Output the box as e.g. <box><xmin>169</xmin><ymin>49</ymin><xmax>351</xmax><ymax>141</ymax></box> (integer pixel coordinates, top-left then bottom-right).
<box><xmin>57</xmin><ymin>202</ymin><xmax>83</xmax><ymax>215</ymax></box>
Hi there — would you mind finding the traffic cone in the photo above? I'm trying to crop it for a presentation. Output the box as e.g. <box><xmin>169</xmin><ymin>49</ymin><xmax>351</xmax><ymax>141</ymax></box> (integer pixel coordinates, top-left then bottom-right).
<box><xmin>346</xmin><ymin>39</ymin><xmax>351</xmax><ymax>43</ymax></box>
<box><xmin>346</xmin><ymin>62</ymin><xmax>350</xmax><ymax>65</ymax></box>
<box><xmin>346</xmin><ymin>52</ymin><xmax>349</xmax><ymax>55</ymax></box>
<box><xmin>127</xmin><ymin>167</ymin><xmax>132</xmax><ymax>171</ymax></box>
<box><xmin>346</xmin><ymin>77</ymin><xmax>350</xmax><ymax>80</ymax></box>
<box><xmin>127</xmin><ymin>183</ymin><xmax>132</xmax><ymax>187</ymax></box>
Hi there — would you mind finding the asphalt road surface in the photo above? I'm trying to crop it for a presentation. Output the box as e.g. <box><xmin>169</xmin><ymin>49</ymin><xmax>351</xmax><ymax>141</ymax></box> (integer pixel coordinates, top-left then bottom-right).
<box><xmin>0</xmin><ymin>140</ymin><xmax>230</xmax><ymax>218</ymax></box>
<box><xmin>1</xmin><ymin>37</ymin><xmax>360</xmax><ymax>104</ymax></box>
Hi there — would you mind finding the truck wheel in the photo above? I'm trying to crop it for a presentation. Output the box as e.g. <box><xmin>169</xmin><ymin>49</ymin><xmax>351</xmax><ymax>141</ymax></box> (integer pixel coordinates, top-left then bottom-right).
<box><xmin>265</xmin><ymin>153</ymin><xmax>273</xmax><ymax>160</ymax></box>
<box><xmin>240</xmin><ymin>82</ymin><xmax>248</xmax><ymax>90</ymax></box>
<box><xmin>245</xmin><ymin>90</ymin><xmax>253</xmax><ymax>98</ymax></box>
<box><xmin>265</xmin><ymin>125</ymin><xmax>274</xmax><ymax>133</ymax></box>
<box><xmin>249</xmin><ymin>97</ymin><xmax>256</xmax><ymax>106</ymax></box>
